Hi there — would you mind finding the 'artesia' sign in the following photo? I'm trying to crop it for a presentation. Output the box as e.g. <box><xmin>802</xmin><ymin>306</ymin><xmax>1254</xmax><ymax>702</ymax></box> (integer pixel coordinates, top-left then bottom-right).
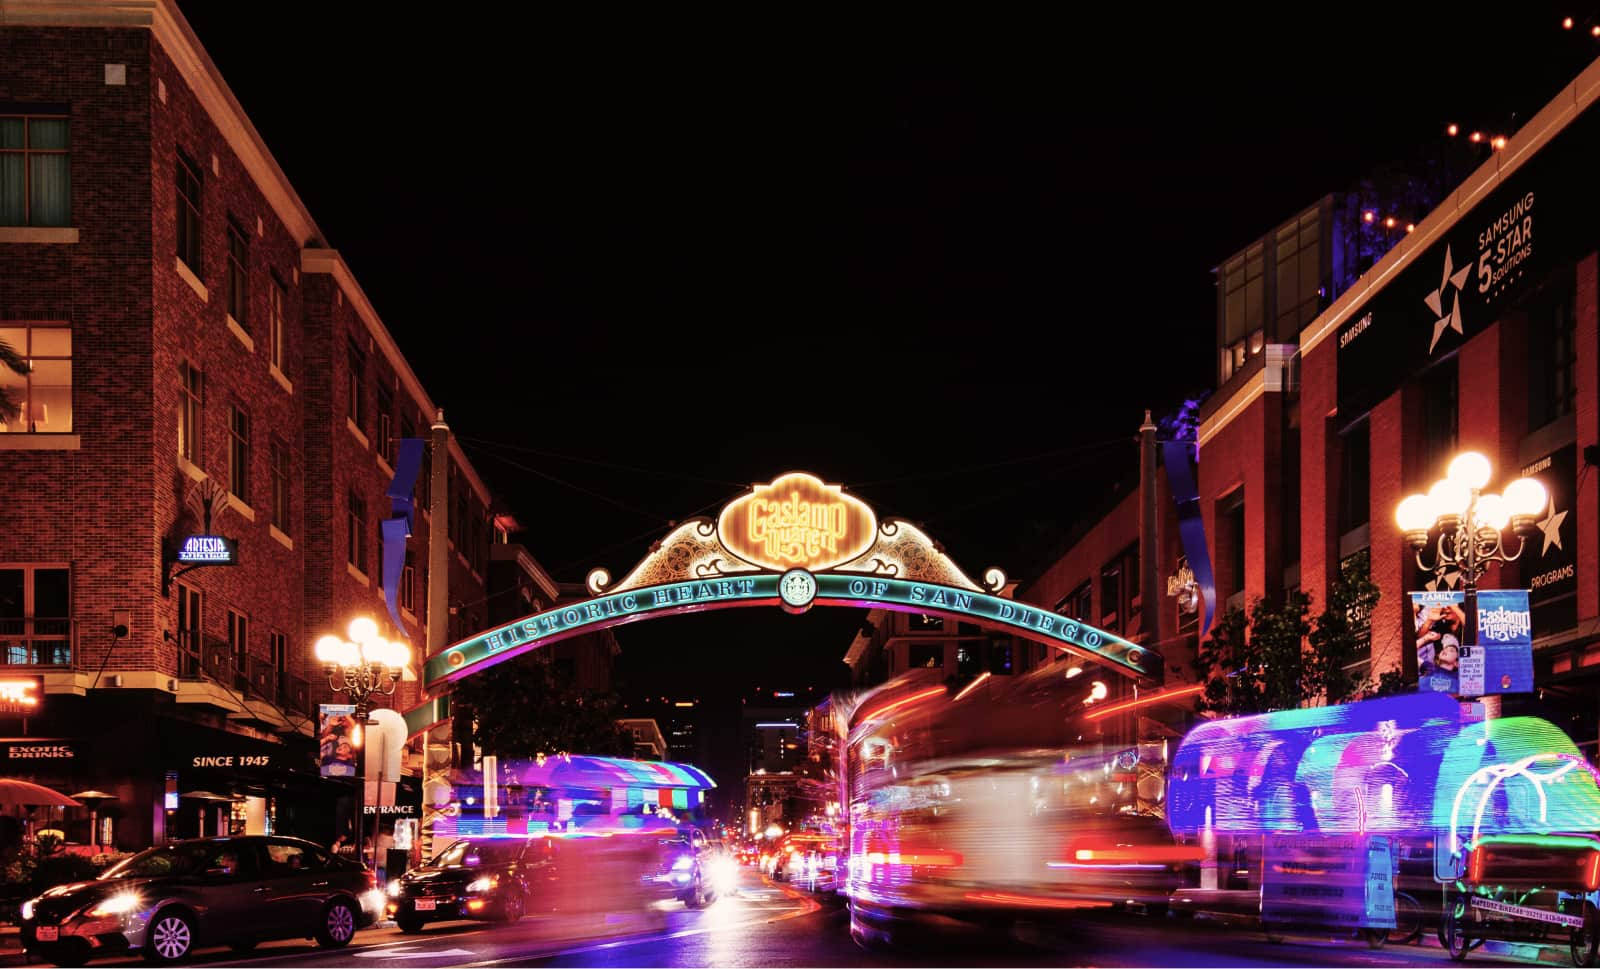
<box><xmin>718</xmin><ymin>472</ymin><xmax>876</xmax><ymax>572</ymax></box>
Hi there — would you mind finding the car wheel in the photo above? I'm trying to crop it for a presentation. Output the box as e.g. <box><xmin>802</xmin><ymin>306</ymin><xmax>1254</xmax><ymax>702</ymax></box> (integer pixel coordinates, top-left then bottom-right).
<box><xmin>316</xmin><ymin>899</ymin><xmax>358</xmax><ymax>949</ymax></box>
<box><xmin>396</xmin><ymin>916</ymin><xmax>424</xmax><ymax>934</ymax></box>
<box><xmin>144</xmin><ymin>909</ymin><xmax>196</xmax><ymax>964</ymax></box>
<box><xmin>500</xmin><ymin>890</ymin><xmax>525</xmax><ymax>923</ymax></box>
<box><xmin>1571</xmin><ymin>901</ymin><xmax>1600</xmax><ymax>968</ymax></box>
<box><xmin>683</xmin><ymin>873</ymin><xmax>707</xmax><ymax>909</ymax></box>
<box><xmin>227</xmin><ymin>940</ymin><xmax>259</xmax><ymax>953</ymax></box>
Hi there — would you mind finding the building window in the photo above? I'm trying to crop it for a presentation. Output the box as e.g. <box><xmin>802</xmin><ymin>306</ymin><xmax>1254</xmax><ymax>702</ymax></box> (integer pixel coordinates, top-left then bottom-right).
<box><xmin>909</xmin><ymin>613</ymin><xmax>942</xmax><ymax>631</ymax></box>
<box><xmin>346</xmin><ymin>339</ymin><xmax>365</xmax><ymax>429</ymax></box>
<box><xmin>1529</xmin><ymin>273</ymin><xmax>1577</xmax><ymax>430</ymax></box>
<box><xmin>956</xmin><ymin>644</ymin><xmax>981</xmax><ymax>678</ymax></box>
<box><xmin>0</xmin><ymin>113</ymin><xmax>69</xmax><ymax>227</ymax></box>
<box><xmin>907</xmin><ymin>642</ymin><xmax>943</xmax><ymax>669</ymax></box>
<box><xmin>1418</xmin><ymin>358</ymin><xmax>1459</xmax><ymax>484</ymax></box>
<box><xmin>1219</xmin><ymin>490</ymin><xmax>1247</xmax><ymax>608</ymax></box>
<box><xmin>176</xmin><ymin>150</ymin><xmax>203</xmax><ymax>274</ymax></box>
<box><xmin>414</xmin><ymin>428</ymin><xmax>431</xmax><ymax>507</ymax></box>
<box><xmin>269</xmin><ymin>630</ymin><xmax>286</xmax><ymax>675</ymax></box>
<box><xmin>268</xmin><ymin>274</ymin><xmax>286</xmax><ymax>373</ymax></box>
<box><xmin>176</xmin><ymin>583</ymin><xmax>203</xmax><ymax>678</ymax></box>
<box><xmin>348</xmin><ymin>492</ymin><xmax>367</xmax><ymax>574</ymax></box>
<box><xmin>988</xmin><ymin>641</ymin><xmax>1014</xmax><ymax>675</ymax></box>
<box><xmin>1056</xmin><ymin>580</ymin><xmax>1093</xmax><ymax>623</ymax></box>
<box><xmin>227</xmin><ymin>404</ymin><xmax>250</xmax><ymax>501</ymax></box>
<box><xmin>0</xmin><ymin>565</ymin><xmax>70</xmax><ymax>666</ymax></box>
<box><xmin>1219</xmin><ymin>242</ymin><xmax>1264</xmax><ymax>384</ymax></box>
<box><xmin>225</xmin><ymin>220</ymin><xmax>248</xmax><ymax>326</ymax></box>
<box><xmin>401</xmin><ymin>552</ymin><xmax>416</xmax><ymax>613</ymax></box>
<box><xmin>376</xmin><ymin>382</ymin><xmax>394</xmax><ymax>464</ymax></box>
<box><xmin>1274</xmin><ymin>208</ymin><xmax>1323</xmax><ymax>335</ymax></box>
<box><xmin>178</xmin><ymin>360</ymin><xmax>203</xmax><ymax>464</ymax></box>
<box><xmin>1337</xmin><ymin>419</ymin><xmax>1371</xmax><ymax>536</ymax></box>
<box><xmin>227</xmin><ymin>608</ymin><xmax>248</xmax><ymax>672</ymax></box>
<box><xmin>0</xmin><ymin>323</ymin><xmax>71</xmax><ymax>433</ymax></box>
<box><xmin>269</xmin><ymin>438</ymin><xmax>290</xmax><ymax>532</ymax></box>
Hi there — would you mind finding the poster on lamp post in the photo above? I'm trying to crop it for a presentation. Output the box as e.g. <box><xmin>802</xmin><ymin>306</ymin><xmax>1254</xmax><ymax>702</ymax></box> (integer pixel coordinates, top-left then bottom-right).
<box><xmin>319</xmin><ymin>704</ymin><xmax>359</xmax><ymax>778</ymax></box>
<box><xmin>1412</xmin><ymin>589</ymin><xmax>1532</xmax><ymax>697</ymax></box>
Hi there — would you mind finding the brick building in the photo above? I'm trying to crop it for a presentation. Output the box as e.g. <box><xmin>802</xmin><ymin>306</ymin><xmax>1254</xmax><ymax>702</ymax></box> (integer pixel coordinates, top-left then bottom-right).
<box><xmin>0</xmin><ymin>0</ymin><xmax>507</xmax><ymax>850</ymax></box>
<box><xmin>1197</xmin><ymin>57</ymin><xmax>1600</xmax><ymax>754</ymax></box>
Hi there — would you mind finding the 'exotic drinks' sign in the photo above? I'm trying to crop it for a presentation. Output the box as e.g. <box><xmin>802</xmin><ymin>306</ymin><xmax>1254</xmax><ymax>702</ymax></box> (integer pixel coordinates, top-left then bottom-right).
<box><xmin>177</xmin><ymin>535</ymin><xmax>238</xmax><ymax>566</ymax></box>
<box><xmin>718</xmin><ymin>472</ymin><xmax>876</xmax><ymax>572</ymax></box>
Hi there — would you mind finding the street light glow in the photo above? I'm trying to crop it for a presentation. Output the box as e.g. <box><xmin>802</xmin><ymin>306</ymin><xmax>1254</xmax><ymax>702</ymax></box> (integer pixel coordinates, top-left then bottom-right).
<box><xmin>1447</xmin><ymin>451</ymin><xmax>1492</xmax><ymax>490</ymax></box>
<box><xmin>348</xmin><ymin>616</ymin><xmax>379</xmax><ymax>644</ymax></box>
<box><xmin>1503</xmin><ymin>477</ymin><xmax>1547</xmax><ymax>518</ymax></box>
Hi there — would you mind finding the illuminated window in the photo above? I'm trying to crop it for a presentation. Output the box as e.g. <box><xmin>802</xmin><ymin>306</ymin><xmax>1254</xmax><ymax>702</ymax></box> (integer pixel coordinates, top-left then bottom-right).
<box><xmin>225</xmin><ymin>219</ymin><xmax>248</xmax><ymax>327</ymax></box>
<box><xmin>348</xmin><ymin>491</ymin><xmax>367</xmax><ymax>573</ymax></box>
<box><xmin>269</xmin><ymin>438</ymin><xmax>290</xmax><ymax>533</ymax></box>
<box><xmin>227</xmin><ymin>404</ymin><xmax>250</xmax><ymax>501</ymax></box>
<box><xmin>0</xmin><ymin>113</ymin><xmax>69</xmax><ymax>227</ymax></box>
<box><xmin>177</xmin><ymin>360</ymin><xmax>203</xmax><ymax>464</ymax></box>
<box><xmin>176</xmin><ymin>149</ymin><xmax>203</xmax><ymax>274</ymax></box>
<box><xmin>0</xmin><ymin>565</ymin><xmax>70</xmax><ymax>666</ymax></box>
<box><xmin>0</xmin><ymin>323</ymin><xmax>71</xmax><ymax>433</ymax></box>
<box><xmin>346</xmin><ymin>339</ymin><xmax>366</xmax><ymax>429</ymax></box>
<box><xmin>268</xmin><ymin>274</ymin><xmax>286</xmax><ymax>373</ymax></box>
<box><xmin>907</xmin><ymin>643</ymin><xmax>943</xmax><ymax>669</ymax></box>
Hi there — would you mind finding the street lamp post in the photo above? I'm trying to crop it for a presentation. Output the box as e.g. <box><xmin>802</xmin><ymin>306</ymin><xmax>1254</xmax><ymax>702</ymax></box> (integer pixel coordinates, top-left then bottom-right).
<box><xmin>1395</xmin><ymin>451</ymin><xmax>1546</xmax><ymax>686</ymax></box>
<box><xmin>315</xmin><ymin>617</ymin><xmax>409</xmax><ymax>870</ymax></box>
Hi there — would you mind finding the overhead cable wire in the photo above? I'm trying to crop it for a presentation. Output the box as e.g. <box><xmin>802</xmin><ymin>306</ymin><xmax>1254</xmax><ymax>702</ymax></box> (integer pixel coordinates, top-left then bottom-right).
<box><xmin>457</xmin><ymin>435</ymin><xmax>746</xmax><ymax>489</ymax></box>
<box><xmin>465</xmin><ymin>447</ymin><xmax>674</xmax><ymax>524</ymax></box>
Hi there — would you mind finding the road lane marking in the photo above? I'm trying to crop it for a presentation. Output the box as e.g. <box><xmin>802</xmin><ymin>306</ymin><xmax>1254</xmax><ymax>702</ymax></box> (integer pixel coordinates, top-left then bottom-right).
<box><xmin>354</xmin><ymin>946</ymin><xmax>477</xmax><ymax>960</ymax></box>
<box><xmin>465</xmin><ymin>893</ymin><xmax>821</xmax><ymax>966</ymax></box>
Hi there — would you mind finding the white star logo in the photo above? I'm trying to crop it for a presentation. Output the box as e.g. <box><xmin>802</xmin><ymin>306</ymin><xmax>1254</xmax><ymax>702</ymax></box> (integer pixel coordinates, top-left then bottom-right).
<box><xmin>1423</xmin><ymin>244</ymin><xmax>1472</xmax><ymax>352</ymax></box>
<box><xmin>1536</xmin><ymin>496</ymin><xmax>1568</xmax><ymax>556</ymax></box>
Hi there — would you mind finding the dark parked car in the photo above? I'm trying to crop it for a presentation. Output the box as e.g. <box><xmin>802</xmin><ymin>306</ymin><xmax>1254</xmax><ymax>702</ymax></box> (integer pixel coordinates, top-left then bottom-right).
<box><xmin>386</xmin><ymin>836</ymin><xmax>555</xmax><ymax>933</ymax></box>
<box><xmin>20</xmin><ymin>836</ymin><xmax>381</xmax><ymax>966</ymax></box>
<box><xmin>648</xmin><ymin>825</ymin><xmax>716</xmax><ymax>908</ymax></box>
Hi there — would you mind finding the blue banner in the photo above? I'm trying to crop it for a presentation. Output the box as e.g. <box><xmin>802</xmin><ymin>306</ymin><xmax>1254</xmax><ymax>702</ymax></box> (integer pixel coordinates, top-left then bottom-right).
<box><xmin>382</xmin><ymin>438</ymin><xmax>425</xmax><ymax>638</ymax></box>
<box><xmin>1412</xmin><ymin>589</ymin><xmax>1532</xmax><ymax>696</ymax></box>
<box><xmin>1161</xmin><ymin>440</ymin><xmax>1217</xmax><ymax>636</ymax></box>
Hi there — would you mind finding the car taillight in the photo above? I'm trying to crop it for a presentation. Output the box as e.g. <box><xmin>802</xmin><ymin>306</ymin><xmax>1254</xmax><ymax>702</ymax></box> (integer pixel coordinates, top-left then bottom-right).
<box><xmin>864</xmin><ymin>848</ymin><xmax>963</xmax><ymax>867</ymax></box>
<box><xmin>1066</xmin><ymin>844</ymin><xmax>1205</xmax><ymax>865</ymax></box>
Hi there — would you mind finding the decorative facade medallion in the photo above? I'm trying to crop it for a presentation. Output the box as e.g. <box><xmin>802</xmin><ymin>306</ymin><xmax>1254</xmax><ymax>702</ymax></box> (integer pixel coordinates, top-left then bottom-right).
<box><xmin>718</xmin><ymin>472</ymin><xmax>877</xmax><ymax>573</ymax></box>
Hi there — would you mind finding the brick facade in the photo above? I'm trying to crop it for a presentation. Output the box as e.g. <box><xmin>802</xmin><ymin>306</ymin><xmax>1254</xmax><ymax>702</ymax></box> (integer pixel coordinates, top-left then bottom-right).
<box><xmin>0</xmin><ymin>11</ymin><xmax>505</xmax><ymax>849</ymax></box>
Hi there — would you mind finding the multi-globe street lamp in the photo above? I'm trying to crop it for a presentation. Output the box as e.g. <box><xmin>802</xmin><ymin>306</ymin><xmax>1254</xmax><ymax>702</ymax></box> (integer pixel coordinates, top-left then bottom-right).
<box><xmin>314</xmin><ymin>617</ymin><xmax>409</xmax><ymax>867</ymax></box>
<box><xmin>1394</xmin><ymin>451</ymin><xmax>1546</xmax><ymax>655</ymax></box>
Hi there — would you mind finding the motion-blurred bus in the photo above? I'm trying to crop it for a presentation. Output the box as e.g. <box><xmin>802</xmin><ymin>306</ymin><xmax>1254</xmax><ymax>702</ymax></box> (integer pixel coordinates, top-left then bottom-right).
<box><xmin>840</xmin><ymin>666</ymin><xmax>1201</xmax><ymax>946</ymax></box>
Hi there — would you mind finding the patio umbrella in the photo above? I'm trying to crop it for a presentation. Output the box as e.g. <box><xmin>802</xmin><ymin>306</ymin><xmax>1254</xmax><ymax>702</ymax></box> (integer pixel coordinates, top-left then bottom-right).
<box><xmin>71</xmin><ymin>791</ymin><xmax>118</xmax><ymax>849</ymax></box>
<box><xmin>0</xmin><ymin>779</ymin><xmax>80</xmax><ymax>808</ymax></box>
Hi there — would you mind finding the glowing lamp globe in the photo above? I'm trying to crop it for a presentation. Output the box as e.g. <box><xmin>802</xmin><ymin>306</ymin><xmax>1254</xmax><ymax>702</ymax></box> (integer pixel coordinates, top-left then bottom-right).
<box><xmin>1503</xmin><ymin>477</ymin><xmax>1547</xmax><ymax>518</ymax></box>
<box><xmin>314</xmin><ymin>635</ymin><xmax>343</xmax><ymax>664</ymax></box>
<box><xmin>361</xmin><ymin>638</ymin><xmax>387</xmax><ymax>664</ymax></box>
<box><xmin>1395</xmin><ymin>494</ymin><xmax>1433</xmax><ymax>533</ymax></box>
<box><xmin>338</xmin><ymin>640</ymin><xmax>361</xmax><ymax>667</ymax></box>
<box><xmin>1472</xmin><ymin>493</ymin><xmax>1509</xmax><ymax>532</ymax></box>
<box><xmin>1428</xmin><ymin>478</ymin><xmax>1470</xmax><ymax>522</ymax></box>
<box><xmin>348</xmin><ymin>616</ymin><xmax>379</xmax><ymax>645</ymax></box>
<box><xmin>1447</xmin><ymin>451</ymin><xmax>1492</xmax><ymax>491</ymax></box>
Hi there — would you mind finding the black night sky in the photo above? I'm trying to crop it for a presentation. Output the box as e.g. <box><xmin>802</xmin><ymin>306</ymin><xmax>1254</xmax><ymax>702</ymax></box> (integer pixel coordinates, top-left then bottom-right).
<box><xmin>177</xmin><ymin>5</ymin><xmax>1594</xmax><ymax>753</ymax></box>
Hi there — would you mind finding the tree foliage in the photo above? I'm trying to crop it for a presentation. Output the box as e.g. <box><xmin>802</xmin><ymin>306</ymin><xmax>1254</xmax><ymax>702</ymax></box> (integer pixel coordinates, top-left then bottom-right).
<box><xmin>451</xmin><ymin>655</ymin><xmax>633</xmax><ymax>760</ymax></box>
<box><xmin>1196</xmin><ymin>557</ymin><xmax>1385</xmax><ymax>716</ymax></box>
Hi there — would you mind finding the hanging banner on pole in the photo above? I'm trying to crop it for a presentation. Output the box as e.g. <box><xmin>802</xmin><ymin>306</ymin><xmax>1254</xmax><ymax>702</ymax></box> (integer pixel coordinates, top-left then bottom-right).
<box><xmin>1412</xmin><ymin>589</ymin><xmax>1532</xmax><ymax>697</ymax></box>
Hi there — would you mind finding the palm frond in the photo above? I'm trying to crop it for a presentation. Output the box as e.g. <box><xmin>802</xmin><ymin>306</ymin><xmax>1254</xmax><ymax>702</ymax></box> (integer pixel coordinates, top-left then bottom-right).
<box><xmin>0</xmin><ymin>387</ymin><xmax>21</xmax><ymax>425</ymax></box>
<box><xmin>0</xmin><ymin>339</ymin><xmax>29</xmax><ymax>377</ymax></box>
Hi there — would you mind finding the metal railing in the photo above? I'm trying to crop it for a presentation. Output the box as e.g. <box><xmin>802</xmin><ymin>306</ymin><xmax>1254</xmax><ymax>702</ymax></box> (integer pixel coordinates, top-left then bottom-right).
<box><xmin>0</xmin><ymin>617</ymin><xmax>73</xmax><ymax>666</ymax></box>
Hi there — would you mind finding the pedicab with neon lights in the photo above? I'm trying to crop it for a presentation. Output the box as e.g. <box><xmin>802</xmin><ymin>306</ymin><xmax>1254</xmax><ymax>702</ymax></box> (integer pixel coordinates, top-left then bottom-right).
<box><xmin>1166</xmin><ymin>692</ymin><xmax>1468</xmax><ymax>949</ymax></box>
<box><xmin>1432</xmin><ymin>715</ymin><xmax>1600</xmax><ymax>965</ymax></box>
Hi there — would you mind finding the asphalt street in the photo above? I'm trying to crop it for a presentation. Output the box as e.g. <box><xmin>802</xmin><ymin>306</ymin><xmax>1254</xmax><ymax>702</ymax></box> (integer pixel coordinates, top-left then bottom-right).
<box><xmin>2</xmin><ymin>870</ymin><xmax>1547</xmax><ymax>968</ymax></box>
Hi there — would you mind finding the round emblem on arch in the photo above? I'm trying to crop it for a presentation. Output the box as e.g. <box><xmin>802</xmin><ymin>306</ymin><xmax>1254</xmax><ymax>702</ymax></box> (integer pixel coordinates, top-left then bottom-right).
<box><xmin>778</xmin><ymin>568</ymin><xmax>818</xmax><ymax>614</ymax></box>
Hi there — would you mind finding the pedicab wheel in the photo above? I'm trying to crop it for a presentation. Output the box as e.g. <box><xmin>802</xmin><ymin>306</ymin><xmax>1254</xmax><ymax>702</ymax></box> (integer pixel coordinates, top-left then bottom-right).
<box><xmin>1394</xmin><ymin>891</ymin><xmax>1425</xmax><ymax>945</ymax></box>
<box><xmin>1570</xmin><ymin>901</ymin><xmax>1600</xmax><ymax>968</ymax></box>
<box><xmin>1444</xmin><ymin>890</ymin><xmax>1473</xmax><ymax>962</ymax></box>
<box><xmin>1363</xmin><ymin>928</ymin><xmax>1387</xmax><ymax>949</ymax></box>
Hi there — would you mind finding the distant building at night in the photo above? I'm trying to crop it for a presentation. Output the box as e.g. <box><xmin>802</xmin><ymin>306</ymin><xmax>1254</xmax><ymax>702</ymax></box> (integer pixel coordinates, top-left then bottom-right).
<box><xmin>0</xmin><ymin>0</ymin><xmax>529</xmax><ymax>850</ymax></box>
<box><xmin>617</xmin><ymin>718</ymin><xmax>667</xmax><ymax>760</ymax></box>
<box><xmin>841</xmin><ymin>604</ymin><xmax>1049</xmax><ymax>691</ymax></box>
<box><xmin>1197</xmin><ymin>56</ymin><xmax>1600</xmax><ymax>753</ymax></box>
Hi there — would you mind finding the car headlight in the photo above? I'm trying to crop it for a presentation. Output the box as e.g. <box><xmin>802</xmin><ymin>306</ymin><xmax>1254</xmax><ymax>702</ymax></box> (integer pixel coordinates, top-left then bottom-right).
<box><xmin>20</xmin><ymin>900</ymin><xmax>34</xmax><ymax>921</ymax></box>
<box><xmin>387</xmin><ymin>880</ymin><xmax>403</xmax><ymax>897</ymax></box>
<box><xmin>466</xmin><ymin>876</ymin><xmax>497</xmax><ymax>894</ymax></box>
<box><xmin>87</xmin><ymin>894</ymin><xmax>143</xmax><ymax>918</ymax></box>
<box><xmin>671</xmin><ymin>855</ymin><xmax>695</xmax><ymax>872</ymax></box>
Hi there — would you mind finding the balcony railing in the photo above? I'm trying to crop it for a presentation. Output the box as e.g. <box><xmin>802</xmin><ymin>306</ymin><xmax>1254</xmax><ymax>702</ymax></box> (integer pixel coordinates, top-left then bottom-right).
<box><xmin>279</xmin><ymin>672</ymin><xmax>310</xmax><ymax>715</ymax></box>
<box><xmin>0</xmin><ymin>618</ymin><xmax>73</xmax><ymax>666</ymax></box>
<box><xmin>247</xmin><ymin>655</ymin><xmax>276</xmax><ymax>701</ymax></box>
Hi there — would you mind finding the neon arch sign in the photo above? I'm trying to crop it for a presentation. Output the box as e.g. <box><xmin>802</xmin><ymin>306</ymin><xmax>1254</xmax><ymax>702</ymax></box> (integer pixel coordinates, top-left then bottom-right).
<box><xmin>412</xmin><ymin>472</ymin><xmax>1162</xmax><ymax>725</ymax></box>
